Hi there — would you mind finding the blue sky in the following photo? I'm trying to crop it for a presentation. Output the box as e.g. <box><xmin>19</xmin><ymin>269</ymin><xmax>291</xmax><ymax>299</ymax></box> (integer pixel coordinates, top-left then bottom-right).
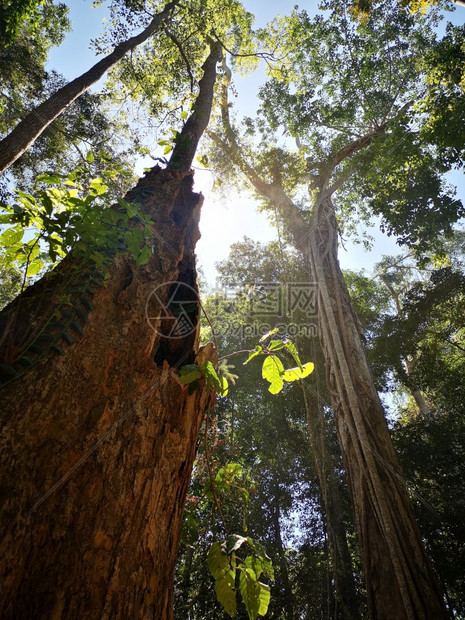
<box><xmin>47</xmin><ymin>0</ymin><xmax>465</xmax><ymax>284</ymax></box>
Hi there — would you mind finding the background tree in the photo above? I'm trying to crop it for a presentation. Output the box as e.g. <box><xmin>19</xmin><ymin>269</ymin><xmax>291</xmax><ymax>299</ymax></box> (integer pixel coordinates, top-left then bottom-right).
<box><xmin>345</xmin><ymin>246</ymin><xmax>465</xmax><ymax>613</ymax></box>
<box><xmin>206</xmin><ymin>1</ymin><xmax>464</xmax><ymax>616</ymax></box>
<box><xmin>0</xmin><ymin>0</ymin><xmax>180</xmax><ymax>174</ymax></box>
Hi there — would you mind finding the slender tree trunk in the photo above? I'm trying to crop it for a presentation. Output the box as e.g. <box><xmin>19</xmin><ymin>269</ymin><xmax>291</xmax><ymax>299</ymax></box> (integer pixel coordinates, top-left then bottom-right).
<box><xmin>380</xmin><ymin>282</ymin><xmax>431</xmax><ymax>417</ymax></box>
<box><xmin>410</xmin><ymin>389</ymin><xmax>430</xmax><ymax>416</ymax></box>
<box><xmin>404</xmin><ymin>358</ymin><xmax>431</xmax><ymax>416</ymax></box>
<box><xmin>302</xmin><ymin>387</ymin><xmax>360</xmax><ymax>619</ymax></box>
<box><xmin>269</xmin><ymin>489</ymin><xmax>296</xmax><ymax>620</ymax></box>
<box><xmin>305</xmin><ymin>196</ymin><xmax>446</xmax><ymax>619</ymax></box>
<box><xmin>0</xmin><ymin>40</ymin><xmax>222</xmax><ymax>618</ymax></box>
<box><xmin>0</xmin><ymin>0</ymin><xmax>179</xmax><ymax>174</ymax></box>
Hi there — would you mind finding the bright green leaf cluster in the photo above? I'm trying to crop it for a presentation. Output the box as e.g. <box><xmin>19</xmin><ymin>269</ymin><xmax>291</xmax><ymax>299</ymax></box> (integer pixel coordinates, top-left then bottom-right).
<box><xmin>0</xmin><ymin>167</ymin><xmax>155</xmax><ymax>290</ymax></box>
<box><xmin>207</xmin><ymin>535</ymin><xmax>273</xmax><ymax>619</ymax></box>
<box><xmin>244</xmin><ymin>330</ymin><xmax>314</xmax><ymax>394</ymax></box>
<box><xmin>179</xmin><ymin>360</ymin><xmax>229</xmax><ymax>396</ymax></box>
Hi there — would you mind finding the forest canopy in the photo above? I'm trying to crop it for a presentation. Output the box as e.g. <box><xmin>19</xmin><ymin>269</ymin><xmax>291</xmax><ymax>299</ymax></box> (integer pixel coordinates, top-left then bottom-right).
<box><xmin>0</xmin><ymin>0</ymin><xmax>464</xmax><ymax>618</ymax></box>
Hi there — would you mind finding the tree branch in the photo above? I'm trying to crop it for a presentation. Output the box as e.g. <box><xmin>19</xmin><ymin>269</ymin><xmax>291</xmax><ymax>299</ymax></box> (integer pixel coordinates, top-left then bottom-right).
<box><xmin>164</xmin><ymin>26</ymin><xmax>195</xmax><ymax>92</ymax></box>
<box><xmin>0</xmin><ymin>0</ymin><xmax>181</xmax><ymax>174</ymax></box>
<box><xmin>168</xmin><ymin>40</ymin><xmax>222</xmax><ymax>171</ymax></box>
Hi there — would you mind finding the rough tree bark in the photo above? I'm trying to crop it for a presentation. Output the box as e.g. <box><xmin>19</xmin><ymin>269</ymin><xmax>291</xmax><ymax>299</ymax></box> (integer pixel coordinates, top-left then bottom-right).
<box><xmin>0</xmin><ymin>0</ymin><xmax>179</xmax><ymax>174</ymax></box>
<box><xmin>305</xmin><ymin>195</ymin><xmax>446</xmax><ymax>619</ymax></box>
<box><xmin>0</xmin><ymin>41</ymin><xmax>222</xmax><ymax>619</ymax></box>
<box><xmin>209</xmin><ymin>76</ymin><xmax>448</xmax><ymax>618</ymax></box>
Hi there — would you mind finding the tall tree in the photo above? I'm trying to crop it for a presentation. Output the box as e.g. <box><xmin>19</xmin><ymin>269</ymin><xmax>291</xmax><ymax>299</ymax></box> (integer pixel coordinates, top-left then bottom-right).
<box><xmin>176</xmin><ymin>272</ymin><xmax>361</xmax><ymax>618</ymax></box>
<box><xmin>0</xmin><ymin>0</ymin><xmax>180</xmax><ymax>174</ymax></box>
<box><xmin>207</xmin><ymin>1</ymin><xmax>463</xmax><ymax>616</ymax></box>
<box><xmin>0</xmin><ymin>37</ymin><xmax>222</xmax><ymax>618</ymax></box>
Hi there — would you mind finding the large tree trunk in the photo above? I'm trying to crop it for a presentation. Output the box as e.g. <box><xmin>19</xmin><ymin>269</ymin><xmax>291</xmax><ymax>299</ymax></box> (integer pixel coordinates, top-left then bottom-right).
<box><xmin>0</xmin><ymin>0</ymin><xmax>179</xmax><ymax>174</ymax></box>
<box><xmin>0</xmin><ymin>167</ymin><xmax>215</xmax><ymax>618</ymax></box>
<box><xmin>301</xmin><ymin>388</ymin><xmax>360</xmax><ymax>619</ymax></box>
<box><xmin>305</xmin><ymin>196</ymin><xmax>446</xmax><ymax>619</ymax></box>
<box><xmin>0</xmin><ymin>39</ymin><xmax>222</xmax><ymax>619</ymax></box>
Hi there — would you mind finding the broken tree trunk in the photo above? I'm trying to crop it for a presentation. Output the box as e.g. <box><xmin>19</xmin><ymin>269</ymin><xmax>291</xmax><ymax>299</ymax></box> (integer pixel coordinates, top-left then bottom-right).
<box><xmin>0</xmin><ymin>38</ymin><xmax>222</xmax><ymax>620</ymax></box>
<box><xmin>0</xmin><ymin>166</ymin><xmax>216</xmax><ymax>619</ymax></box>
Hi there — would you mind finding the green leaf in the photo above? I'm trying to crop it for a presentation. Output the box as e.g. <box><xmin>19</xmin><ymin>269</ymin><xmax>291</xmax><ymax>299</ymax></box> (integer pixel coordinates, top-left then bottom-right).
<box><xmin>187</xmin><ymin>379</ymin><xmax>199</xmax><ymax>394</ymax></box>
<box><xmin>261</xmin><ymin>355</ymin><xmax>284</xmax><ymax>394</ymax></box>
<box><xmin>251</xmin><ymin>542</ymin><xmax>274</xmax><ymax>580</ymax></box>
<box><xmin>179</xmin><ymin>369</ymin><xmax>202</xmax><ymax>384</ymax></box>
<box><xmin>257</xmin><ymin>582</ymin><xmax>270</xmax><ymax>616</ymax></box>
<box><xmin>268</xmin><ymin>339</ymin><xmax>286</xmax><ymax>351</ymax></box>
<box><xmin>199</xmin><ymin>360</ymin><xmax>223</xmax><ymax>393</ymax></box>
<box><xmin>243</xmin><ymin>556</ymin><xmax>262</xmax><ymax>579</ymax></box>
<box><xmin>219</xmin><ymin>375</ymin><xmax>229</xmax><ymax>396</ymax></box>
<box><xmin>0</xmin><ymin>227</ymin><xmax>23</xmax><ymax>245</ymax></box>
<box><xmin>207</xmin><ymin>543</ymin><xmax>237</xmax><ymax>616</ymax></box>
<box><xmin>239</xmin><ymin>568</ymin><xmax>261</xmax><ymax>620</ymax></box>
<box><xmin>196</xmin><ymin>154</ymin><xmax>209</xmax><ymax>167</ymax></box>
<box><xmin>36</xmin><ymin>173</ymin><xmax>63</xmax><ymax>184</ymax></box>
<box><xmin>284</xmin><ymin>341</ymin><xmax>303</xmax><ymax>370</ymax></box>
<box><xmin>70</xmin><ymin>321</ymin><xmax>83</xmax><ymax>335</ymax></box>
<box><xmin>281</xmin><ymin>362</ymin><xmax>314</xmax><ymax>382</ymax></box>
<box><xmin>215</xmin><ymin>463</ymin><xmax>243</xmax><ymax>491</ymax></box>
<box><xmin>243</xmin><ymin>345</ymin><xmax>262</xmax><ymax>365</ymax></box>
<box><xmin>215</xmin><ymin>570</ymin><xmax>237</xmax><ymax>617</ymax></box>
<box><xmin>136</xmin><ymin>244</ymin><xmax>152</xmax><ymax>267</ymax></box>
<box><xmin>86</xmin><ymin>151</ymin><xmax>94</xmax><ymax>163</ymax></box>
<box><xmin>80</xmin><ymin>297</ymin><xmax>94</xmax><ymax>311</ymax></box>
<box><xmin>26</xmin><ymin>259</ymin><xmax>44</xmax><ymax>277</ymax></box>
<box><xmin>180</xmin><ymin>110</ymin><xmax>188</xmax><ymax>120</ymax></box>
<box><xmin>74</xmin><ymin>308</ymin><xmax>88</xmax><ymax>323</ymax></box>
<box><xmin>89</xmin><ymin>178</ymin><xmax>108</xmax><ymax>195</ymax></box>
<box><xmin>61</xmin><ymin>331</ymin><xmax>74</xmax><ymax>345</ymax></box>
<box><xmin>179</xmin><ymin>364</ymin><xmax>203</xmax><ymax>385</ymax></box>
<box><xmin>125</xmin><ymin>232</ymin><xmax>140</xmax><ymax>259</ymax></box>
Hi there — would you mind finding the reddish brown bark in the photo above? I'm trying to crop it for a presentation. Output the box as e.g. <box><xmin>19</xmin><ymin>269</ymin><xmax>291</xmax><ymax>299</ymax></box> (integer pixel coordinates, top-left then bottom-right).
<box><xmin>0</xmin><ymin>167</ymin><xmax>215</xmax><ymax>618</ymax></box>
<box><xmin>0</xmin><ymin>38</ymin><xmax>223</xmax><ymax>617</ymax></box>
